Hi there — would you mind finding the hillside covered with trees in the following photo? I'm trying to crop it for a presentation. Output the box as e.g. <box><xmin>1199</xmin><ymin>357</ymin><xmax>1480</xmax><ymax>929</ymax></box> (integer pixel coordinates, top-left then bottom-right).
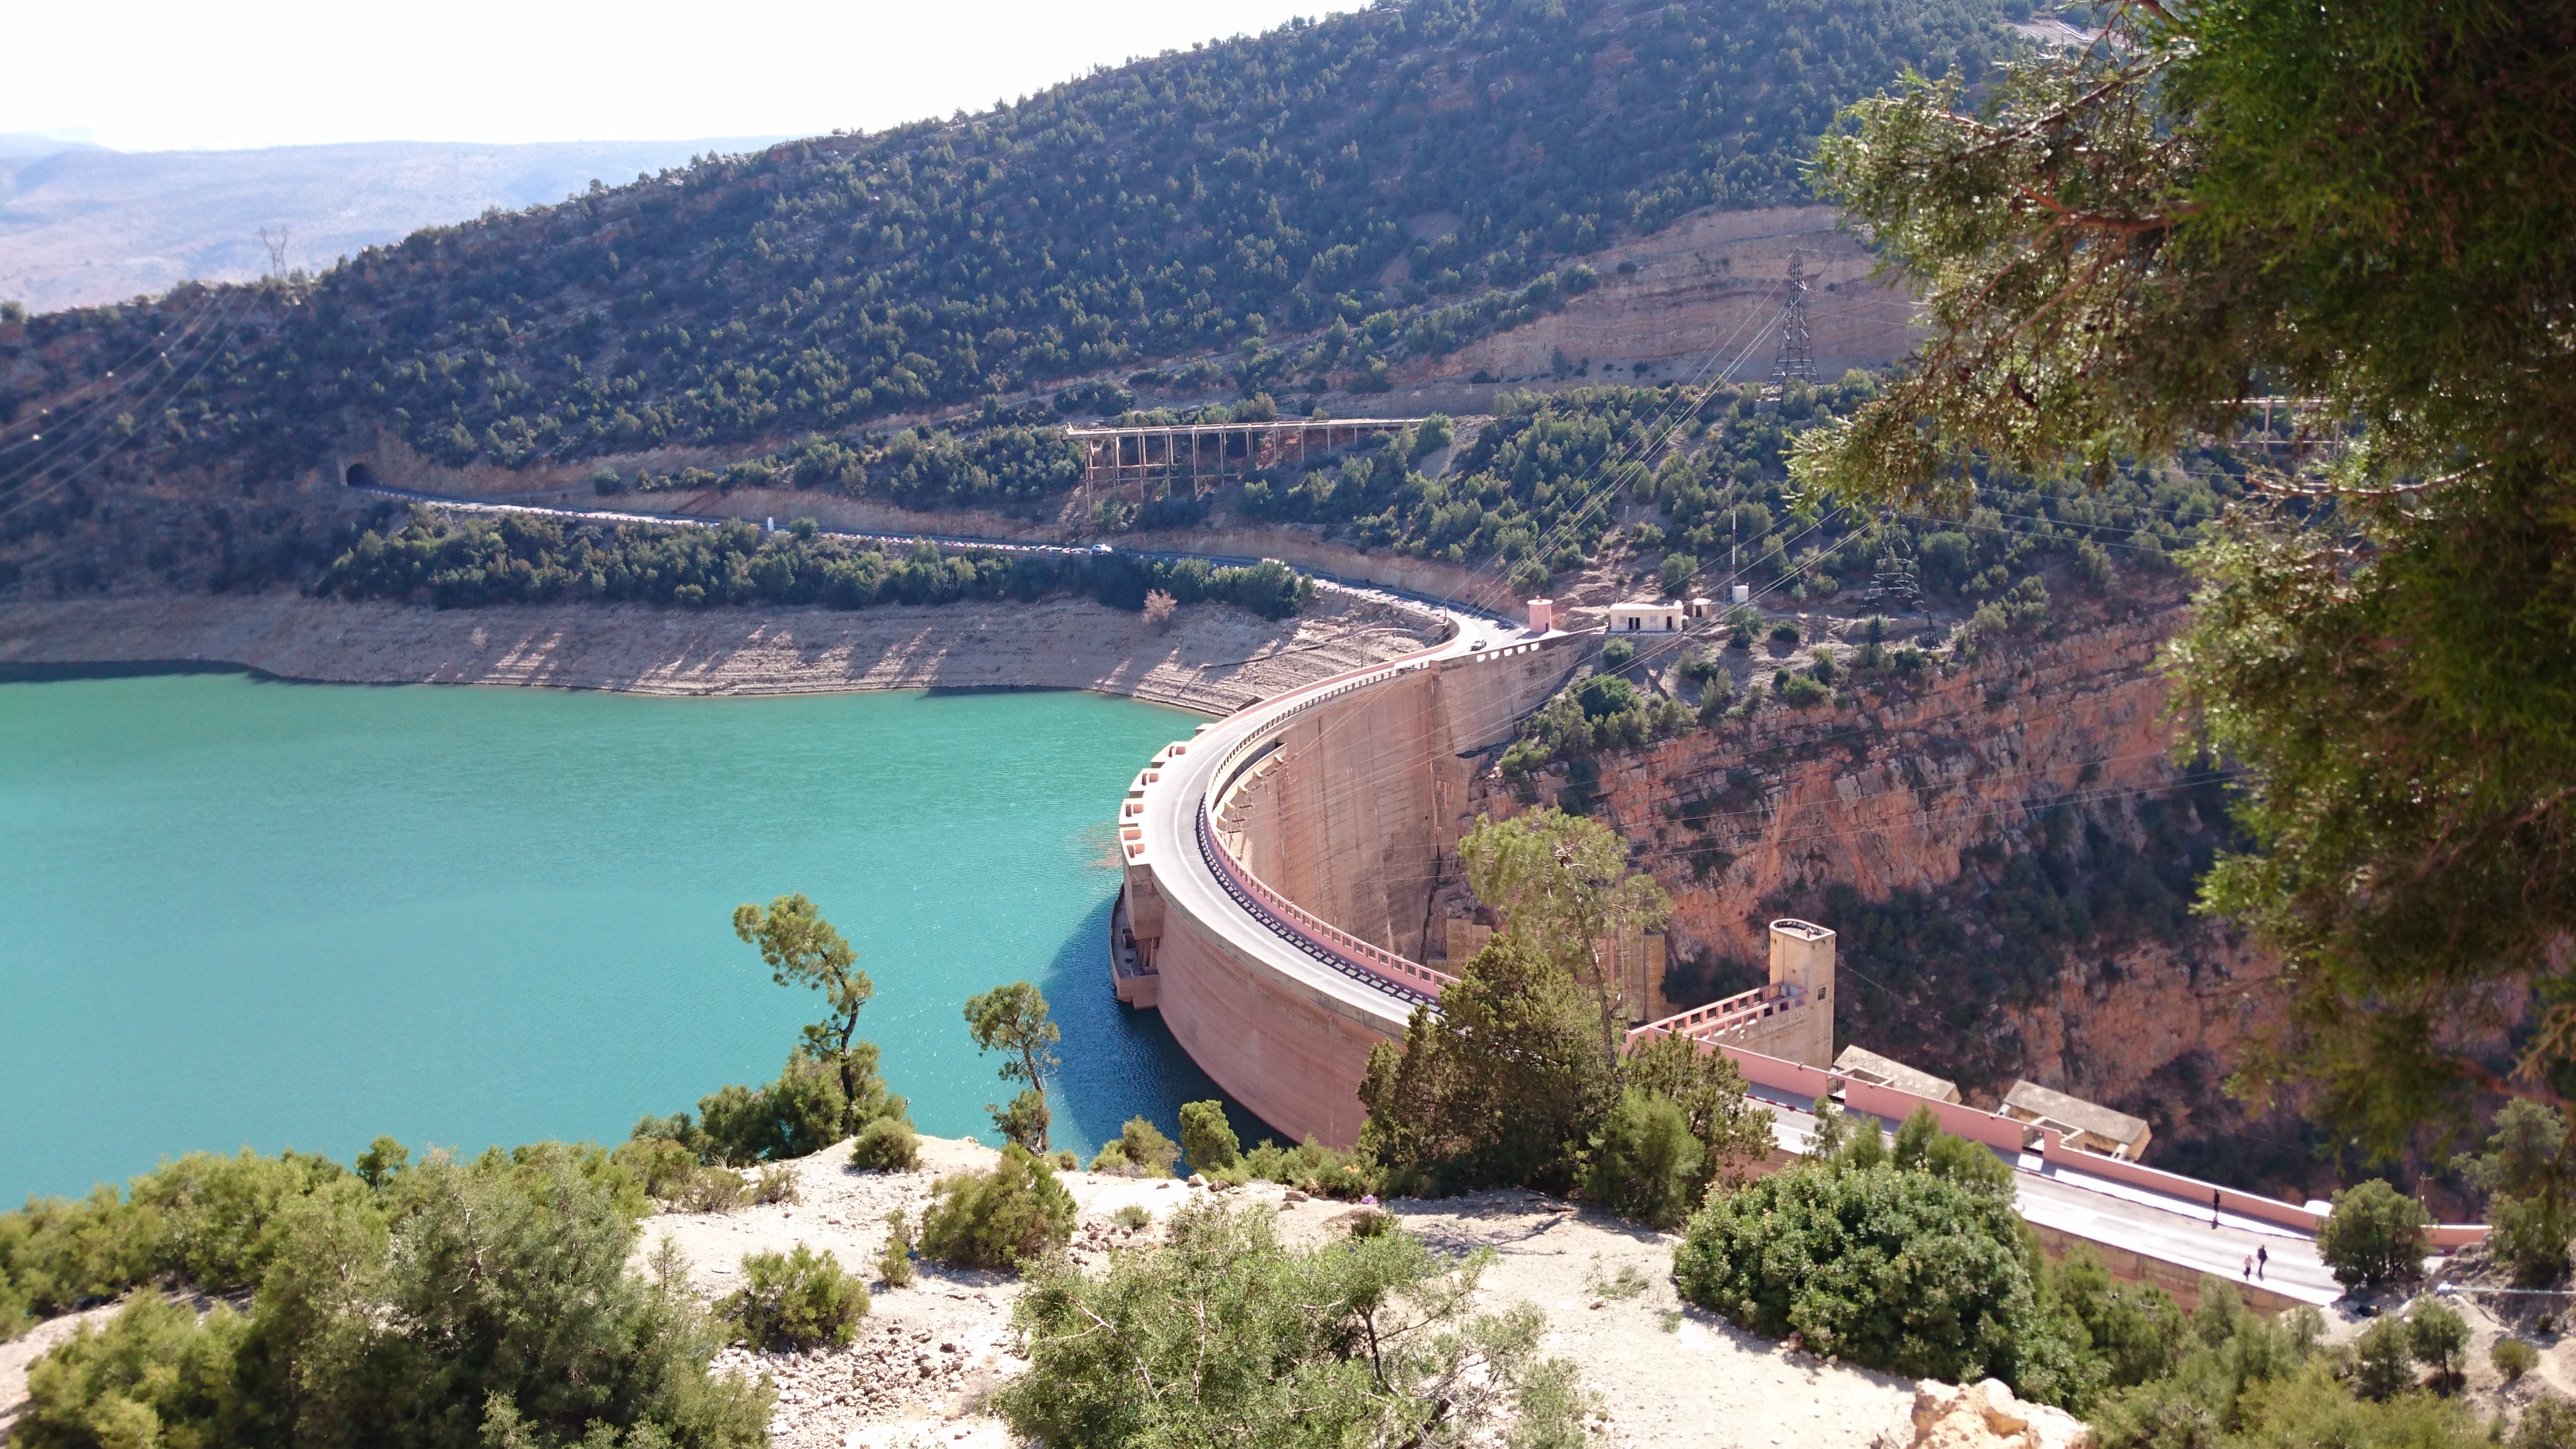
<box><xmin>0</xmin><ymin>0</ymin><xmax>2022</xmax><ymax>550</ymax></box>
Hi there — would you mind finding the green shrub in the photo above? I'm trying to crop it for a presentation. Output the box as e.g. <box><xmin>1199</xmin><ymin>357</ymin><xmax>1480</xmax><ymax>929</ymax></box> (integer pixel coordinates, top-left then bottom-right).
<box><xmin>990</xmin><ymin>1201</ymin><xmax>1585</xmax><ymax>1446</ymax></box>
<box><xmin>1179</xmin><ymin>1100</ymin><xmax>1242</xmax><ymax>1174</ymax></box>
<box><xmin>2408</xmin><ymin>1299</ymin><xmax>2468</xmax><ymax>1381</ymax></box>
<box><xmin>1674</xmin><ymin>1159</ymin><xmax>2083</xmax><ymax>1404</ymax></box>
<box><xmin>753</xmin><ymin>1166</ymin><xmax>800</xmax><ymax>1205</ymax></box>
<box><xmin>694</xmin><ymin>1051</ymin><xmax>858</xmax><ymax>1165</ymax></box>
<box><xmin>0</xmin><ymin>1148</ymin><xmax>352</xmax><ymax>1337</ymax></box>
<box><xmin>2049</xmin><ymin>1248</ymin><xmax>2189</xmax><ymax>1390</ymax></box>
<box><xmin>612</xmin><ymin>1134</ymin><xmax>704</xmax><ymax>1205</ymax></box>
<box><xmin>0</xmin><ymin>1186</ymin><xmax>165</xmax><ymax>1333</ymax></box>
<box><xmin>1890</xmin><ymin>1107</ymin><xmax>2015</xmax><ymax>1193</ymax></box>
<box><xmin>1660</xmin><ymin>553</ymin><xmax>1701</xmax><ymax>596</ymax></box>
<box><xmin>1240</xmin><ymin>1138</ymin><xmax>1380</xmax><ymax>1199</ymax></box>
<box><xmin>1090</xmin><ymin>1116</ymin><xmax>1181</xmax><ymax>1178</ymax></box>
<box><xmin>1773</xmin><ymin>669</ymin><xmax>1831</xmax><ymax>708</ymax></box>
<box><xmin>2459</xmin><ymin>1102</ymin><xmax>2575</xmax><ymax>1286</ymax></box>
<box><xmin>1770</xmin><ymin>621</ymin><xmax>1801</xmax><ymax>645</ymax></box>
<box><xmin>128</xmin><ymin>1148</ymin><xmax>348</xmax><ymax>1293</ymax></box>
<box><xmin>2088</xmin><ymin>1292</ymin><xmax>2349</xmax><ymax>1447</ymax></box>
<box><xmin>355</xmin><ymin>1136</ymin><xmax>411</xmax><ymax>1188</ymax></box>
<box><xmin>1358</xmin><ymin>936</ymin><xmax>1615</xmax><ymax>1198</ymax></box>
<box><xmin>849</xmin><ymin>1116</ymin><xmax>920</xmax><ymax>1172</ymax></box>
<box><xmin>2353</xmin><ymin>1315</ymin><xmax>2416</xmax><ymax>1400</ymax></box>
<box><xmin>1577</xmin><ymin>674</ymin><xmax>1642</xmax><ymax>719</ymax></box>
<box><xmin>676</xmin><ymin>1167</ymin><xmax>748</xmax><ymax>1214</ymax></box>
<box><xmin>1111</xmin><ymin>1203</ymin><xmax>1152</xmax><ymax>1231</ymax></box>
<box><xmin>877</xmin><ymin>1210</ymin><xmax>916</xmax><ymax>1287</ymax></box>
<box><xmin>20</xmin><ymin>1292</ymin><xmax>248</xmax><ymax>1448</ymax></box>
<box><xmin>2518</xmin><ymin>1395</ymin><xmax>2576</xmax><ymax>1448</ymax></box>
<box><xmin>1621</xmin><ymin>1031</ymin><xmax>1778</xmax><ymax>1196</ymax></box>
<box><xmin>919</xmin><ymin>1144</ymin><xmax>1077</xmax><ymax>1271</ymax></box>
<box><xmin>1585</xmin><ymin>1089</ymin><xmax>1703</xmax><ymax>1229</ymax></box>
<box><xmin>1601</xmin><ymin>638</ymin><xmax>1637</xmax><ymax>668</ymax></box>
<box><xmin>11</xmin><ymin>1146</ymin><xmax>770</xmax><ymax>1445</ymax></box>
<box><xmin>2317</xmin><ymin>1180</ymin><xmax>2428</xmax><ymax>1288</ymax></box>
<box><xmin>2495</xmin><ymin>1336</ymin><xmax>2540</xmax><ymax>1383</ymax></box>
<box><xmin>720</xmin><ymin>1244</ymin><xmax>868</xmax><ymax>1351</ymax></box>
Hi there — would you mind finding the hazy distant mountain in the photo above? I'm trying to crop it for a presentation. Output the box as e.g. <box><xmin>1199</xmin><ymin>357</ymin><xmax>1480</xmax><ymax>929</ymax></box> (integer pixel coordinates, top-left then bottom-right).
<box><xmin>0</xmin><ymin>137</ymin><xmax>784</xmax><ymax>313</ymax></box>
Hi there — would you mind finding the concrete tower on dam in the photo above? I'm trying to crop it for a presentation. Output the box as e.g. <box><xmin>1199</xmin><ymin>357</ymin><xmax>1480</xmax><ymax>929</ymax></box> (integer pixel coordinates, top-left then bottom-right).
<box><xmin>1107</xmin><ymin>616</ymin><xmax>1842</xmax><ymax>1148</ymax></box>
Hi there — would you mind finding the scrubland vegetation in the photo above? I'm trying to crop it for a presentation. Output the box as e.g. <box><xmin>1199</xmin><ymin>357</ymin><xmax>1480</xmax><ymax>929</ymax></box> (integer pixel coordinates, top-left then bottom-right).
<box><xmin>312</xmin><ymin>505</ymin><xmax>1315</xmax><ymax>618</ymax></box>
<box><xmin>1</xmin><ymin>0</ymin><xmax>2020</xmax><ymax>491</ymax></box>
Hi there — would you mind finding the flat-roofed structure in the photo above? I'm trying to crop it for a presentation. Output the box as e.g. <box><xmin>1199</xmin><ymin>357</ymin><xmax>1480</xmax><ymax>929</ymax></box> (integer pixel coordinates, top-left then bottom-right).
<box><xmin>2003</xmin><ymin>1080</ymin><xmax>2153</xmax><ymax>1159</ymax></box>
<box><xmin>1833</xmin><ymin>1044</ymin><xmax>1962</xmax><ymax>1104</ymax></box>
<box><xmin>1606</xmin><ymin>599</ymin><xmax>1686</xmax><ymax>633</ymax></box>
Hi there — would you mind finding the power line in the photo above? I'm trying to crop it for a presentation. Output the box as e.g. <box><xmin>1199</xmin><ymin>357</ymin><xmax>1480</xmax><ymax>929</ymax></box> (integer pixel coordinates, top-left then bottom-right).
<box><xmin>0</xmin><ymin>292</ymin><xmax>256</xmax><ymax>525</ymax></box>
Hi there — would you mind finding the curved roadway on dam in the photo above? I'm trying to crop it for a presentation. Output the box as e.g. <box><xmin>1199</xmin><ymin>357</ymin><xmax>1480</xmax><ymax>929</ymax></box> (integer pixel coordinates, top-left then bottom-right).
<box><xmin>1119</xmin><ymin>610</ymin><xmax>1582</xmax><ymax>1146</ymax></box>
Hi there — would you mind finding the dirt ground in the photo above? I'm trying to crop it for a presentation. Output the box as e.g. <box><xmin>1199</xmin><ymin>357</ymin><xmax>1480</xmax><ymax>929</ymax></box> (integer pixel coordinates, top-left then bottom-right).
<box><xmin>631</xmin><ymin>1136</ymin><xmax>1918</xmax><ymax>1449</ymax></box>
<box><xmin>23</xmin><ymin>1137</ymin><xmax>2576</xmax><ymax>1446</ymax></box>
<box><xmin>0</xmin><ymin>588</ymin><xmax>1441</xmax><ymax>714</ymax></box>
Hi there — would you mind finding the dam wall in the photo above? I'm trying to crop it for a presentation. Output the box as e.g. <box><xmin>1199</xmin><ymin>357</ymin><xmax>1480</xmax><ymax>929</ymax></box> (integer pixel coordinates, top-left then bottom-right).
<box><xmin>1227</xmin><ymin>641</ymin><xmax>1583</xmax><ymax>962</ymax></box>
<box><xmin>1120</xmin><ymin>631</ymin><xmax>1584</xmax><ymax>1145</ymax></box>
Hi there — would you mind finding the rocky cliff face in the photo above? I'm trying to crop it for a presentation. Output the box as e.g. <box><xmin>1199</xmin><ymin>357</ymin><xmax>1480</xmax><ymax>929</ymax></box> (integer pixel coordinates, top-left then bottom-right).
<box><xmin>1466</xmin><ymin>580</ymin><xmax>2318</xmax><ymax>1190</ymax></box>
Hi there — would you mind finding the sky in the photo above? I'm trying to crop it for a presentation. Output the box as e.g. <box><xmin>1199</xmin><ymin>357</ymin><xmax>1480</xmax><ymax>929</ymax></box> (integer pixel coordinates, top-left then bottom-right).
<box><xmin>2</xmin><ymin>0</ymin><xmax>1332</xmax><ymax>154</ymax></box>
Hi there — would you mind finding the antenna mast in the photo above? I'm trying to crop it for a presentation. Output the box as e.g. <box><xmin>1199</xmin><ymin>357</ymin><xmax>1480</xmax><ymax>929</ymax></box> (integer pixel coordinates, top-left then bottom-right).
<box><xmin>1771</xmin><ymin>248</ymin><xmax>1817</xmax><ymax>384</ymax></box>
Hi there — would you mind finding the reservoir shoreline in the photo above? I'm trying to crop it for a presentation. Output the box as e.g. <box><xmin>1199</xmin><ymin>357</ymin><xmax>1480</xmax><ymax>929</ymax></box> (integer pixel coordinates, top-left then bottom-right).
<box><xmin>0</xmin><ymin>589</ymin><xmax>1444</xmax><ymax>712</ymax></box>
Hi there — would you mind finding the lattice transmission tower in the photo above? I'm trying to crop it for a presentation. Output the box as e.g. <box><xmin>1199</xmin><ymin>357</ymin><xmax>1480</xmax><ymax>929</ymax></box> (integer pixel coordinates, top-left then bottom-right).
<box><xmin>1771</xmin><ymin>248</ymin><xmax>1817</xmax><ymax>384</ymax></box>
<box><xmin>257</xmin><ymin>227</ymin><xmax>292</xmax><ymax>278</ymax></box>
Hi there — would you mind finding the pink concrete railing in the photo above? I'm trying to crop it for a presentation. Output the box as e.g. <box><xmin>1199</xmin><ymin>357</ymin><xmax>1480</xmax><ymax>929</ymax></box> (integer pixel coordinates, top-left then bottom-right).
<box><xmin>1625</xmin><ymin>983</ymin><xmax>1796</xmax><ymax>1050</ymax></box>
<box><xmin>2039</xmin><ymin>1134</ymin><xmax>2487</xmax><ymax>1244</ymax></box>
<box><xmin>1848</xmin><ymin>1079</ymin><xmax>2031</xmax><ymax>1154</ymax></box>
<box><xmin>1181</xmin><ymin>627</ymin><xmax>1542</xmax><ymax>1002</ymax></box>
<box><xmin>1714</xmin><ymin>1044</ymin><xmax>1840</xmax><ymax>1103</ymax></box>
<box><xmin>2038</xmin><ymin>1132</ymin><xmax>2330</xmax><ymax>1232</ymax></box>
<box><xmin>1199</xmin><ymin>805</ymin><xmax>1460</xmax><ymax>999</ymax></box>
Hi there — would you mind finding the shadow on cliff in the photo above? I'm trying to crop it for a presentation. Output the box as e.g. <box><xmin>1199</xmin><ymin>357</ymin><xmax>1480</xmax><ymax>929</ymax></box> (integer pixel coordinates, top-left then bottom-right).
<box><xmin>1040</xmin><ymin>893</ymin><xmax>1287</xmax><ymax>1164</ymax></box>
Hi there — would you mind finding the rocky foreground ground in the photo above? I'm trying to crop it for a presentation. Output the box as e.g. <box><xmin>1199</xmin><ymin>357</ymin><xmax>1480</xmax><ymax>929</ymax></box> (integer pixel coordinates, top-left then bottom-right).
<box><xmin>641</xmin><ymin>1136</ymin><xmax>1927</xmax><ymax>1449</ymax></box>
<box><xmin>16</xmin><ymin>1136</ymin><xmax>2576</xmax><ymax>1446</ymax></box>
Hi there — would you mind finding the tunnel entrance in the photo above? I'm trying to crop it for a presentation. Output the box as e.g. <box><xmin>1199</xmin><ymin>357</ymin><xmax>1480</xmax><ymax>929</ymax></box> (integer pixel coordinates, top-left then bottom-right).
<box><xmin>343</xmin><ymin>462</ymin><xmax>377</xmax><ymax>487</ymax></box>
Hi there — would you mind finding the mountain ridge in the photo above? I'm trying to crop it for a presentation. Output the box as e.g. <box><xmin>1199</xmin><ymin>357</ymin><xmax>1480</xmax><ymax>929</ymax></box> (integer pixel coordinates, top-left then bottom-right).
<box><xmin>0</xmin><ymin>136</ymin><xmax>786</xmax><ymax>313</ymax></box>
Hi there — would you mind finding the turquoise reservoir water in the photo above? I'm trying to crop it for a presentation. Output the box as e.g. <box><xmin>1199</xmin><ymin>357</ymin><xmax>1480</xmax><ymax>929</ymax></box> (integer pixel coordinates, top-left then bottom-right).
<box><xmin>0</xmin><ymin>672</ymin><xmax>1238</xmax><ymax>1206</ymax></box>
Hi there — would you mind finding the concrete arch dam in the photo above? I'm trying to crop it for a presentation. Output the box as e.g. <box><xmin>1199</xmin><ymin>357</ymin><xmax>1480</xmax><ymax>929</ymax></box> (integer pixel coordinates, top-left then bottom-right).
<box><xmin>1111</xmin><ymin>616</ymin><xmax>1597</xmax><ymax>1146</ymax></box>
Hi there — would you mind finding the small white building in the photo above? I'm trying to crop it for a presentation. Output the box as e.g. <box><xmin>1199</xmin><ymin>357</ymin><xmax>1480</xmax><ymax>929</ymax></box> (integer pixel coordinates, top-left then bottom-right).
<box><xmin>1684</xmin><ymin>596</ymin><xmax>1715</xmax><ymax>621</ymax></box>
<box><xmin>1606</xmin><ymin>599</ymin><xmax>1686</xmax><ymax>633</ymax></box>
